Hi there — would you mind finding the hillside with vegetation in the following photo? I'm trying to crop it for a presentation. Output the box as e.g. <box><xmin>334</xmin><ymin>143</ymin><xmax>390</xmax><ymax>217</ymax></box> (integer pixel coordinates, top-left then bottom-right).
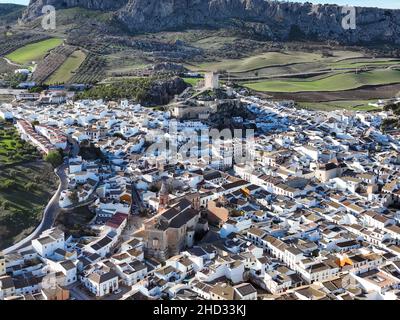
<box><xmin>0</xmin><ymin>4</ymin><xmax>25</xmax><ymax>26</ymax></box>
<box><xmin>77</xmin><ymin>76</ymin><xmax>188</xmax><ymax>105</ymax></box>
<box><xmin>0</xmin><ymin>121</ymin><xmax>58</xmax><ymax>250</ymax></box>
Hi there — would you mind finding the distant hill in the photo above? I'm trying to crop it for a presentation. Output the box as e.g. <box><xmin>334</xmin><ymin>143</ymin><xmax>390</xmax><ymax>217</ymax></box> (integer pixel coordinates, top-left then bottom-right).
<box><xmin>23</xmin><ymin>0</ymin><xmax>400</xmax><ymax>45</ymax></box>
<box><xmin>0</xmin><ymin>4</ymin><xmax>25</xmax><ymax>26</ymax></box>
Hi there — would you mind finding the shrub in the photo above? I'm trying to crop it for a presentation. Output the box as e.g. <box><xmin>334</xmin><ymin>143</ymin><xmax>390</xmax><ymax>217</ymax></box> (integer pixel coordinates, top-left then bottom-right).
<box><xmin>0</xmin><ymin>179</ymin><xmax>15</xmax><ymax>190</ymax></box>
<box><xmin>44</xmin><ymin>150</ymin><xmax>63</xmax><ymax>168</ymax></box>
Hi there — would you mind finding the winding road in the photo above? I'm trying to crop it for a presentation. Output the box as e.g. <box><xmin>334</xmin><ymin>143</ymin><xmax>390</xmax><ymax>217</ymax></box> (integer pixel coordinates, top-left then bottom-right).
<box><xmin>3</xmin><ymin>164</ymin><xmax>69</xmax><ymax>254</ymax></box>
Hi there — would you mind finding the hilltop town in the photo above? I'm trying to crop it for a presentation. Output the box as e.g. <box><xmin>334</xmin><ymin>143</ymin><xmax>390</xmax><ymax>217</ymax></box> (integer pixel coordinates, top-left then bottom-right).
<box><xmin>1</xmin><ymin>73</ymin><xmax>400</xmax><ymax>301</ymax></box>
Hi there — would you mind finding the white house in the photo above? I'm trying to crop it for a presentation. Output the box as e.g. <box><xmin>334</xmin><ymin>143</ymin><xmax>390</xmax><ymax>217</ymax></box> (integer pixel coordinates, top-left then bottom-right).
<box><xmin>83</xmin><ymin>266</ymin><xmax>119</xmax><ymax>297</ymax></box>
<box><xmin>115</xmin><ymin>260</ymin><xmax>147</xmax><ymax>286</ymax></box>
<box><xmin>32</xmin><ymin>229</ymin><xmax>65</xmax><ymax>258</ymax></box>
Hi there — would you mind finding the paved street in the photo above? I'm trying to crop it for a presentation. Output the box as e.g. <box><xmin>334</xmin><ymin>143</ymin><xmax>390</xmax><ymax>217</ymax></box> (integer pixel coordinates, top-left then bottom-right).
<box><xmin>68</xmin><ymin>283</ymin><xmax>93</xmax><ymax>301</ymax></box>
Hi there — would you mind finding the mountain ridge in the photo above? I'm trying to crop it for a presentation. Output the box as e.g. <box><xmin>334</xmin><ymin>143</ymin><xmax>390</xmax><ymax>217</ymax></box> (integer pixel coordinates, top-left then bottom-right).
<box><xmin>22</xmin><ymin>0</ymin><xmax>400</xmax><ymax>45</ymax></box>
<box><xmin>0</xmin><ymin>3</ymin><xmax>25</xmax><ymax>25</ymax></box>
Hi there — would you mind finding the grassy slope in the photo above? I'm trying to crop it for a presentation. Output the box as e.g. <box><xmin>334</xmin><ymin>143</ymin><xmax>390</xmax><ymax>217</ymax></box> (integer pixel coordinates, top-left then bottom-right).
<box><xmin>6</xmin><ymin>38</ymin><xmax>63</xmax><ymax>65</ymax></box>
<box><xmin>0</xmin><ymin>162</ymin><xmax>58</xmax><ymax>250</ymax></box>
<box><xmin>191</xmin><ymin>50</ymin><xmax>364</xmax><ymax>73</ymax></box>
<box><xmin>183</xmin><ymin>77</ymin><xmax>202</xmax><ymax>86</ymax></box>
<box><xmin>0</xmin><ymin>124</ymin><xmax>40</xmax><ymax>165</ymax></box>
<box><xmin>46</xmin><ymin>50</ymin><xmax>86</xmax><ymax>84</ymax></box>
<box><xmin>243</xmin><ymin>69</ymin><xmax>400</xmax><ymax>93</ymax></box>
<box><xmin>0</xmin><ymin>122</ymin><xmax>58</xmax><ymax>249</ymax></box>
<box><xmin>194</xmin><ymin>51</ymin><xmax>322</xmax><ymax>72</ymax></box>
<box><xmin>297</xmin><ymin>100</ymin><xmax>382</xmax><ymax>112</ymax></box>
<box><xmin>0</xmin><ymin>4</ymin><xmax>24</xmax><ymax>25</ymax></box>
<box><xmin>331</xmin><ymin>59</ymin><xmax>400</xmax><ymax>69</ymax></box>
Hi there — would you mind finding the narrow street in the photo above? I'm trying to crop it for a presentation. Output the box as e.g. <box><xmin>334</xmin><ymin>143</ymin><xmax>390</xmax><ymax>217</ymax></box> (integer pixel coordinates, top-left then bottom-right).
<box><xmin>68</xmin><ymin>283</ymin><xmax>93</xmax><ymax>301</ymax></box>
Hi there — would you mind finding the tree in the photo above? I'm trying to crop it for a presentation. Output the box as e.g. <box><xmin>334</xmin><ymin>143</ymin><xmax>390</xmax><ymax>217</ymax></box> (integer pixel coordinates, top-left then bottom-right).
<box><xmin>45</xmin><ymin>150</ymin><xmax>63</xmax><ymax>168</ymax></box>
<box><xmin>311</xmin><ymin>249</ymin><xmax>320</xmax><ymax>258</ymax></box>
<box><xmin>25</xmin><ymin>182</ymin><xmax>36</xmax><ymax>192</ymax></box>
<box><xmin>113</xmin><ymin>132</ymin><xmax>125</xmax><ymax>139</ymax></box>
<box><xmin>149</xmin><ymin>184</ymin><xmax>160</xmax><ymax>193</ymax></box>
<box><xmin>70</xmin><ymin>191</ymin><xmax>79</xmax><ymax>205</ymax></box>
<box><xmin>1</xmin><ymin>200</ymin><xmax>10</xmax><ymax>210</ymax></box>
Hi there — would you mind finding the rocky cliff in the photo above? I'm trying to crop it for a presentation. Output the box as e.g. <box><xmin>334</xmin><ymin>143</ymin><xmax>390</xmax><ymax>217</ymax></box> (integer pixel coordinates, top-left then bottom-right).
<box><xmin>24</xmin><ymin>0</ymin><xmax>400</xmax><ymax>45</ymax></box>
<box><xmin>23</xmin><ymin>0</ymin><xmax>126</xmax><ymax>19</ymax></box>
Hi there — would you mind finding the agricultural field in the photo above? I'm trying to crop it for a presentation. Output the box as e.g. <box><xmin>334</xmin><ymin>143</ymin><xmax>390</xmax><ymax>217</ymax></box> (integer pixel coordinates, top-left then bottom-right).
<box><xmin>191</xmin><ymin>46</ymin><xmax>400</xmax><ymax>106</ymax></box>
<box><xmin>5</xmin><ymin>38</ymin><xmax>63</xmax><ymax>65</ymax></box>
<box><xmin>243</xmin><ymin>69</ymin><xmax>400</xmax><ymax>93</ymax></box>
<box><xmin>45</xmin><ymin>50</ymin><xmax>86</xmax><ymax>84</ymax></box>
<box><xmin>0</xmin><ymin>122</ymin><xmax>40</xmax><ymax>165</ymax></box>
<box><xmin>193</xmin><ymin>51</ymin><xmax>324</xmax><ymax>73</ymax></box>
<box><xmin>69</xmin><ymin>53</ymin><xmax>107</xmax><ymax>84</ymax></box>
<box><xmin>0</xmin><ymin>32</ymin><xmax>50</xmax><ymax>57</ymax></box>
<box><xmin>32</xmin><ymin>45</ymin><xmax>76</xmax><ymax>84</ymax></box>
<box><xmin>296</xmin><ymin>100</ymin><xmax>382</xmax><ymax>112</ymax></box>
<box><xmin>330</xmin><ymin>59</ymin><xmax>400</xmax><ymax>69</ymax></box>
<box><xmin>0</xmin><ymin>161</ymin><xmax>58</xmax><ymax>250</ymax></box>
<box><xmin>190</xmin><ymin>49</ymin><xmax>364</xmax><ymax>74</ymax></box>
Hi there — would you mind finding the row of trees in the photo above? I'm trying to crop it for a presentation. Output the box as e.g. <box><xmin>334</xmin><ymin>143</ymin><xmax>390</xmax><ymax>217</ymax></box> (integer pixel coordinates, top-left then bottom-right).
<box><xmin>33</xmin><ymin>45</ymin><xmax>76</xmax><ymax>84</ymax></box>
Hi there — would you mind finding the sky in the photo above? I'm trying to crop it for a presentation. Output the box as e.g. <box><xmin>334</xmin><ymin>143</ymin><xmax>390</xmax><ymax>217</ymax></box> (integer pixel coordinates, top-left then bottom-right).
<box><xmin>0</xmin><ymin>0</ymin><xmax>399</xmax><ymax>9</ymax></box>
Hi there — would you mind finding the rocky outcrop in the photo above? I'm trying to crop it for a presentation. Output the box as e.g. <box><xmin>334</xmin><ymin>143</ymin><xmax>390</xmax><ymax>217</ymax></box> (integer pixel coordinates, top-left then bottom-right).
<box><xmin>24</xmin><ymin>0</ymin><xmax>400</xmax><ymax>45</ymax></box>
<box><xmin>146</xmin><ymin>77</ymin><xmax>188</xmax><ymax>105</ymax></box>
<box><xmin>152</xmin><ymin>62</ymin><xmax>188</xmax><ymax>75</ymax></box>
<box><xmin>209</xmin><ymin>98</ymin><xmax>252</xmax><ymax>128</ymax></box>
<box><xmin>23</xmin><ymin>0</ymin><xmax>126</xmax><ymax>19</ymax></box>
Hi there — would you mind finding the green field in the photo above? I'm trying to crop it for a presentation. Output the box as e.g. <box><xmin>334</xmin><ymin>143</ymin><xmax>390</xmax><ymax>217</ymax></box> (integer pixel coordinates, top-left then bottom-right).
<box><xmin>6</xmin><ymin>38</ymin><xmax>63</xmax><ymax>65</ymax></box>
<box><xmin>331</xmin><ymin>59</ymin><xmax>400</xmax><ymax>69</ymax></box>
<box><xmin>243</xmin><ymin>69</ymin><xmax>400</xmax><ymax>93</ymax></box>
<box><xmin>183</xmin><ymin>77</ymin><xmax>202</xmax><ymax>86</ymax></box>
<box><xmin>191</xmin><ymin>50</ymin><xmax>365</xmax><ymax>73</ymax></box>
<box><xmin>194</xmin><ymin>51</ymin><xmax>323</xmax><ymax>73</ymax></box>
<box><xmin>46</xmin><ymin>50</ymin><xmax>86</xmax><ymax>84</ymax></box>
<box><xmin>297</xmin><ymin>100</ymin><xmax>382</xmax><ymax>112</ymax></box>
<box><xmin>0</xmin><ymin>123</ymin><xmax>40</xmax><ymax>165</ymax></box>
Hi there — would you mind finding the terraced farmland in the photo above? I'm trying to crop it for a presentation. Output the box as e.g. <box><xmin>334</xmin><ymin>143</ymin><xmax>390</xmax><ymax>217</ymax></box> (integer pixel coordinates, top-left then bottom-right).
<box><xmin>32</xmin><ymin>45</ymin><xmax>76</xmax><ymax>84</ymax></box>
<box><xmin>6</xmin><ymin>38</ymin><xmax>64</xmax><ymax>65</ymax></box>
<box><xmin>191</xmin><ymin>50</ymin><xmax>364</xmax><ymax>74</ymax></box>
<box><xmin>194</xmin><ymin>51</ymin><xmax>323</xmax><ymax>73</ymax></box>
<box><xmin>45</xmin><ymin>50</ymin><xmax>86</xmax><ymax>84</ymax></box>
<box><xmin>0</xmin><ymin>33</ymin><xmax>50</xmax><ymax>57</ymax></box>
<box><xmin>69</xmin><ymin>53</ymin><xmax>107</xmax><ymax>84</ymax></box>
<box><xmin>296</xmin><ymin>100</ymin><xmax>382</xmax><ymax>112</ymax></box>
<box><xmin>243</xmin><ymin>69</ymin><xmax>400</xmax><ymax>93</ymax></box>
